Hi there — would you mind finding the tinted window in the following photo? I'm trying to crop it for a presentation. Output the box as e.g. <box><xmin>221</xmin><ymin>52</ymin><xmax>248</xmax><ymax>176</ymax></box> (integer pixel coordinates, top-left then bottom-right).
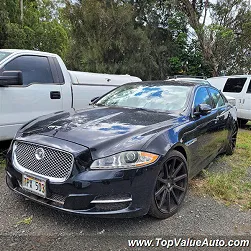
<box><xmin>247</xmin><ymin>80</ymin><xmax>251</xmax><ymax>93</ymax></box>
<box><xmin>0</xmin><ymin>52</ymin><xmax>11</xmax><ymax>62</ymax></box>
<box><xmin>53</xmin><ymin>57</ymin><xmax>64</xmax><ymax>83</ymax></box>
<box><xmin>3</xmin><ymin>56</ymin><xmax>54</xmax><ymax>85</ymax></box>
<box><xmin>208</xmin><ymin>88</ymin><xmax>225</xmax><ymax>108</ymax></box>
<box><xmin>96</xmin><ymin>83</ymin><xmax>191</xmax><ymax>112</ymax></box>
<box><xmin>223</xmin><ymin>78</ymin><xmax>246</xmax><ymax>93</ymax></box>
<box><xmin>194</xmin><ymin>87</ymin><xmax>212</xmax><ymax>110</ymax></box>
<box><xmin>221</xmin><ymin>93</ymin><xmax>228</xmax><ymax>103</ymax></box>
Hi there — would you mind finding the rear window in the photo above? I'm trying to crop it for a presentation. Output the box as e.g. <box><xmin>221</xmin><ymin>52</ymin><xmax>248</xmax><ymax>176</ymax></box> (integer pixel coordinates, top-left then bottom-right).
<box><xmin>208</xmin><ymin>87</ymin><xmax>225</xmax><ymax>108</ymax></box>
<box><xmin>223</xmin><ymin>78</ymin><xmax>246</xmax><ymax>93</ymax></box>
<box><xmin>247</xmin><ymin>80</ymin><xmax>251</xmax><ymax>93</ymax></box>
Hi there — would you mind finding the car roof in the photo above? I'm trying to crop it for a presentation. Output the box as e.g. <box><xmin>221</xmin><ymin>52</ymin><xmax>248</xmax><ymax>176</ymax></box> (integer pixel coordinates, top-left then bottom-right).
<box><xmin>209</xmin><ymin>75</ymin><xmax>251</xmax><ymax>79</ymax></box>
<box><xmin>0</xmin><ymin>49</ymin><xmax>57</xmax><ymax>57</ymax></box>
<box><xmin>167</xmin><ymin>78</ymin><xmax>211</xmax><ymax>85</ymax></box>
<box><xmin>129</xmin><ymin>80</ymin><xmax>206</xmax><ymax>87</ymax></box>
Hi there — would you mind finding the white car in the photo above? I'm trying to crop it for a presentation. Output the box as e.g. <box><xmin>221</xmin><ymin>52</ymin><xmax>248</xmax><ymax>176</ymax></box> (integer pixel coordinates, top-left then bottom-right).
<box><xmin>208</xmin><ymin>75</ymin><xmax>251</xmax><ymax>124</ymax></box>
<box><xmin>0</xmin><ymin>49</ymin><xmax>141</xmax><ymax>140</ymax></box>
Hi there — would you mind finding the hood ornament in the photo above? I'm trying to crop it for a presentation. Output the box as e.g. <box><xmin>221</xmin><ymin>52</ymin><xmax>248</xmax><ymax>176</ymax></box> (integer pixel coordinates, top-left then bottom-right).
<box><xmin>35</xmin><ymin>148</ymin><xmax>45</xmax><ymax>160</ymax></box>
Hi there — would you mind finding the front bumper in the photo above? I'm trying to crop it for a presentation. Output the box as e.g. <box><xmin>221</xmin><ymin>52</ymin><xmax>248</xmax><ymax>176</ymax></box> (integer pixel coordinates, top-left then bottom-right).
<box><xmin>6</xmin><ymin>150</ymin><xmax>161</xmax><ymax>218</ymax></box>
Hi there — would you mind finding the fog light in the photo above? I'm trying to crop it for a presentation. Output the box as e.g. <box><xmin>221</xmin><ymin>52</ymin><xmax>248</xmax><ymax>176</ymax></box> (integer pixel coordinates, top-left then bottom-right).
<box><xmin>95</xmin><ymin>202</ymin><xmax>130</xmax><ymax>212</ymax></box>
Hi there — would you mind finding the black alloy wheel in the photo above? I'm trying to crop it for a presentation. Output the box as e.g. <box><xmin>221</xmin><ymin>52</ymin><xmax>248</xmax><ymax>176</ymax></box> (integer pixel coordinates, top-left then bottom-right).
<box><xmin>226</xmin><ymin>122</ymin><xmax>238</xmax><ymax>155</ymax></box>
<box><xmin>148</xmin><ymin>150</ymin><xmax>188</xmax><ymax>219</ymax></box>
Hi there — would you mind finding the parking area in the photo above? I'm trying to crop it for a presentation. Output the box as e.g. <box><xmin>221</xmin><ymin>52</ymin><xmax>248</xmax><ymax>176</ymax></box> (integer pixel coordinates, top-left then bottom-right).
<box><xmin>0</xmin><ymin>171</ymin><xmax>250</xmax><ymax>234</ymax></box>
<box><xmin>0</xmin><ymin>162</ymin><xmax>251</xmax><ymax>250</ymax></box>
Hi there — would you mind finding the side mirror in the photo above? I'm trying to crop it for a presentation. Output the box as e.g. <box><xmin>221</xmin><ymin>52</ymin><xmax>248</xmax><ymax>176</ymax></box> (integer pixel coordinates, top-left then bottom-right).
<box><xmin>194</xmin><ymin>104</ymin><xmax>212</xmax><ymax>116</ymax></box>
<box><xmin>89</xmin><ymin>96</ymin><xmax>100</xmax><ymax>105</ymax></box>
<box><xmin>0</xmin><ymin>71</ymin><xmax>23</xmax><ymax>87</ymax></box>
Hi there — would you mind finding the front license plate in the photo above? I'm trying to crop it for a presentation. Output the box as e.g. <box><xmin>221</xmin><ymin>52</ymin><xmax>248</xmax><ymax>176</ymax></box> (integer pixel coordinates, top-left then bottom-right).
<box><xmin>22</xmin><ymin>174</ymin><xmax>47</xmax><ymax>197</ymax></box>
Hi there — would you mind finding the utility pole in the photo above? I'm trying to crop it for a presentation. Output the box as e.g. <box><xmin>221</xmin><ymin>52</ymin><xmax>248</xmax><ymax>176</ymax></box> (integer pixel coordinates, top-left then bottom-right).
<box><xmin>20</xmin><ymin>0</ymin><xmax>24</xmax><ymax>23</ymax></box>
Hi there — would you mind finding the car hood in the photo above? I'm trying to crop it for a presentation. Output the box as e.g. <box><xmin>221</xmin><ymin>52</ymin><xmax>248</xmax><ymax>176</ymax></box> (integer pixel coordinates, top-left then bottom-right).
<box><xmin>19</xmin><ymin>107</ymin><xmax>178</xmax><ymax>159</ymax></box>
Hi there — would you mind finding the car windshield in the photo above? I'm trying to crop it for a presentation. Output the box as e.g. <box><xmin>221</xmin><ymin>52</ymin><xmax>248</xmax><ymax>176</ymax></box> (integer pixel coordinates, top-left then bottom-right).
<box><xmin>0</xmin><ymin>52</ymin><xmax>11</xmax><ymax>63</ymax></box>
<box><xmin>96</xmin><ymin>83</ymin><xmax>191</xmax><ymax>112</ymax></box>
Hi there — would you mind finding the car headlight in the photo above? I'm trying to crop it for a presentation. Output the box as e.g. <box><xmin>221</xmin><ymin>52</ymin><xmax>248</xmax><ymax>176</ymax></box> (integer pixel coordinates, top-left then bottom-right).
<box><xmin>90</xmin><ymin>151</ymin><xmax>159</xmax><ymax>170</ymax></box>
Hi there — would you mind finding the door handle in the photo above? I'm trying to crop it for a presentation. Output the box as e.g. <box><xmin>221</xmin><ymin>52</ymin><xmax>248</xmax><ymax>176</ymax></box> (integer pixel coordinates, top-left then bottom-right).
<box><xmin>50</xmin><ymin>91</ymin><xmax>61</xmax><ymax>99</ymax></box>
<box><xmin>243</xmin><ymin>99</ymin><xmax>245</xmax><ymax>104</ymax></box>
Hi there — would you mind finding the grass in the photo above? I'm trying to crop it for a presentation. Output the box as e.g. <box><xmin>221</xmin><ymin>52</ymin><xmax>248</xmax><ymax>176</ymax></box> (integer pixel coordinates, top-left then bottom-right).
<box><xmin>16</xmin><ymin>216</ymin><xmax>33</xmax><ymax>226</ymax></box>
<box><xmin>0</xmin><ymin>141</ymin><xmax>10</xmax><ymax>170</ymax></box>
<box><xmin>0</xmin><ymin>156</ymin><xmax>5</xmax><ymax>170</ymax></box>
<box><xmin>191</xmin><ymin>127</ymin><xmax>251</xmax><ymax>210</ymax></box>
<box><xmin>0</xmin><ymin>149</ymin><xmax>6</xmax><ymax>170</ymax></box>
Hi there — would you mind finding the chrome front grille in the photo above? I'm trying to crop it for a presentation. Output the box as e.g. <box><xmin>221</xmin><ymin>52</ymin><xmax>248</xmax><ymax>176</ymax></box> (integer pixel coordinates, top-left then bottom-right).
<box><xmin>13</xmin><ymin>141</ymin><xmax>74</xmax><ymax>182</ymax></box>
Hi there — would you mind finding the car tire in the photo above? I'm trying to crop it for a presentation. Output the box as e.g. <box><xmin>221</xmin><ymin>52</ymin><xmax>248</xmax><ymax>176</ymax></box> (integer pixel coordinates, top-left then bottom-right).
<box><xmin>238</xmin><ymin>119</ymin><xmax>248</xmax><ymax>127</ymax></box>
<box><xmin>226</xmin><ymin>122</ymin><xmax>238</xmax><ymax>155</ymax></box>
<box><xmin>148</xmin><ymin>150</ymin><xmax>188</xmax><ymax>219</ymax></box>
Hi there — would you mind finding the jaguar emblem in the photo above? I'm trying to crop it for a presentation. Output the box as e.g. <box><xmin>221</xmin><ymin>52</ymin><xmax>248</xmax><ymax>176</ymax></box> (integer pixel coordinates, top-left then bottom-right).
<box><xmin>35</xmin><ymin>148</ymin><xmax>45</xmax><ymax>160</ymax></box>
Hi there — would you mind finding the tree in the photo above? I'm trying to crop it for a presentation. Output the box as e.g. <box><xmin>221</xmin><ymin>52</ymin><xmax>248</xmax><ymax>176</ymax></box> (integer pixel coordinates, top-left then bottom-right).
<box><xmin>176</xmin><ymin>0</ymin><xmax>251</xmax><ymax>76</ymax></box>
<box><xmin>0</xmin><ymin>0</ymin><xmax>9</xmax><ymax>48</ymax></box>
<box><xmin>1</xmin><ymin>0</ymin><xmax>69</xmax><ymax>59</ymax></box>
<box><xmin>210</xmin><ymin>0</ymin><xmax>251</xmax><ymax>74</ymax></box>
<box><xmin>64</xmin><ymin>0</ymin><xmax>153</xmax><ymax>79</ymax></box>
<box><xmin>65</xmin><ymin>0</ymin><xmax>196</xmax><ymax>79</ymax></box>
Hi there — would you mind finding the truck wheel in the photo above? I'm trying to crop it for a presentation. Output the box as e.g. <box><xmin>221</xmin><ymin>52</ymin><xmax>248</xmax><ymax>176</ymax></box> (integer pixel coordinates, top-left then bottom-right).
<box><xmin>238</xmin><ymin>119</ymin><xmax>248</xmax><ymax>127</ymax></box>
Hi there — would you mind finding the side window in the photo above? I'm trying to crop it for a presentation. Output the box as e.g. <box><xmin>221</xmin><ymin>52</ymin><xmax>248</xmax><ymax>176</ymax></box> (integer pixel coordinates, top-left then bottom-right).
<box><xmin>3</xmin><ymin>56</ymin><xmax>54</xmax><ymax>86</ymax></box>
<box><xmin>208</xmin><ymin>87</ymin><xmax>225</xmax><ymax>108</ymax></box>
<box><xmin>223</xmin><ymin>78</ymin><xmax>246</xmax><ymax>93</ymax></box>
<box><xmin>247</xmin><ymin>80</ymin><xmax>251</xmax><ymax>93</ymax></box>
<box><xmin>194</xmin><ymin>87</ymin><xmax>212</xmax><ymax>111</ymax></box>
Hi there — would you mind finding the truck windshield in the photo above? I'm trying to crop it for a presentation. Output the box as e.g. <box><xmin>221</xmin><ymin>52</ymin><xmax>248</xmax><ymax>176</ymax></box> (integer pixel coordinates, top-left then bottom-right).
<box><xmin>0</xmin><ymin>52</ymin><xmax>11</xmax><ymax>63</ymax></box>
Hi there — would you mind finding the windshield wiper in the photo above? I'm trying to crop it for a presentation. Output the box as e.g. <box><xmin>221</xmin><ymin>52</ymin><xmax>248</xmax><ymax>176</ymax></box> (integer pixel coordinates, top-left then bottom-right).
<box><xmin>134</xmin><ymin>107</ymin><xmax>170</xmax><ymax>114</ymax></box>
<box><xmin>93</xmin><ymin>103</ymin><xmax>106</xmax><ymax>107</ymax></box>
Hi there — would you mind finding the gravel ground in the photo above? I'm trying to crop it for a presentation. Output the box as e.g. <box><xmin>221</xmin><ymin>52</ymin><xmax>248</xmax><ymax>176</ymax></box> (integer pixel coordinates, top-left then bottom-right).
<box><xmin>0</xmin><ymin>169</ymin><xmax>250</xmax><ymax>250</ymax></box>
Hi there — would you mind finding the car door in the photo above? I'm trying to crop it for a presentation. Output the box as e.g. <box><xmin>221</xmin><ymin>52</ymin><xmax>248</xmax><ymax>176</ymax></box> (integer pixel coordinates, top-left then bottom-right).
<box><xmin>222</xmin><ymin>77</ymin><xmax>247</xmax><ymax>118</ymax></box>
<box><xmin>240</xmin><ymin>79</ymin><xmax>251</xmax><ymax>120</ymax></box>
<box><xmin>0</xmin><ymin>55</ymin><xmax>63</xmax><ymax>140</ymax></box>
<box><xmin>207</xmin><ymin>87</ymin><xmax>229</xmax><ymax>151</ymax></box>
<box><xmin>190</xmin><ymin>87</ymin><xmax>220</xmax><ymax>174</ymax></box>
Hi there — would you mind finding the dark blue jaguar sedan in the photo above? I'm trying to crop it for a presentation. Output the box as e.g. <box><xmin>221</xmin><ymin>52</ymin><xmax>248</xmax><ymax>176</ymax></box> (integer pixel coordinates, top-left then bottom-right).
<box><xmin>6</xmin><ymin>80</ymin><xmax>238</xmax><ymax>218</ymax></box>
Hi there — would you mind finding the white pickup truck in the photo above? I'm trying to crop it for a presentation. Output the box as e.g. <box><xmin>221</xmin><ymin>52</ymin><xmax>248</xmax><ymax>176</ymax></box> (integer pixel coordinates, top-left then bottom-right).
<box><xmin>0</xmin><ymin>49</ymin><xmax>141</xmax><ymax>141</ymax></box>
<box><xmin>208</xmin><ymin>75</ymin><xmax>251</xmax><ymax>125</ymax></box>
